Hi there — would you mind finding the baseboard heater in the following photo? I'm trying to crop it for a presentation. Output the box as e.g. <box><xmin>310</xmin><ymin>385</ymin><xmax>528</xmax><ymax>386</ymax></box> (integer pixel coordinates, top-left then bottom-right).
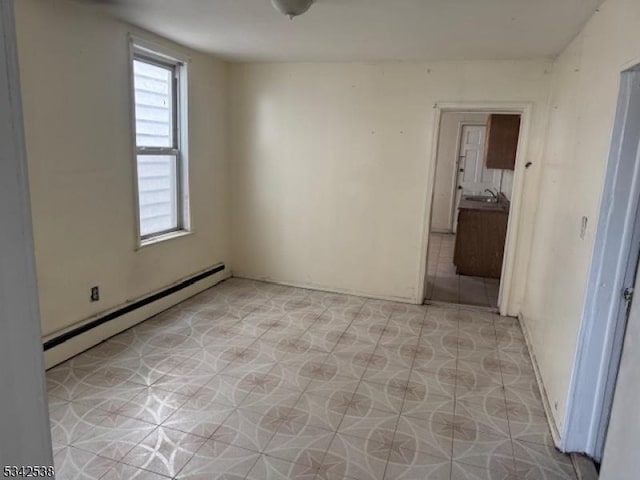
<box><xmin>43</xmin><ymin>263</ymin><xmax>225</xmax><ymax>351</ymax></box>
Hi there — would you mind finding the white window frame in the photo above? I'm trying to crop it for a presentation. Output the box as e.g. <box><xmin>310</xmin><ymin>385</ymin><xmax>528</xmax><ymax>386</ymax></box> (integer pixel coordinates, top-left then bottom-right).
<box><xmin>129</xmin><ymin>36</ymin><xmax>191</xmax><ymax>247</ymax></box>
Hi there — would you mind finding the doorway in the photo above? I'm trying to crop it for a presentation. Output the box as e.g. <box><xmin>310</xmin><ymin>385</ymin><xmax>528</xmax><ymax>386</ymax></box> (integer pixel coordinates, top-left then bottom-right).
<box><xmin>452</xmin><ymin>124</ymin><xmax>503</xmax><ymax>233</ymax></box>
<box><xmin>563</xmin><ymin>65</ymin><xmax>640</xmax><ymax>461</ymax></box>
<box><xmin>422</xmin><ymin>106</ymin><xmax>525</xmax><ymax>311</ymax></box>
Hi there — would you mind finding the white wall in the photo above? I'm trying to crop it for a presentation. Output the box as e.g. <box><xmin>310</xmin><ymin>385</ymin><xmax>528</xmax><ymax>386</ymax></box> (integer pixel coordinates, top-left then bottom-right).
<box><xmin>521</xmin><ymin>0</ymin><xmax>640</xmax><ymax>435</ymax></box>
<box><xmin>230</xmin><ymin>61</ymin><xmax>552</xmax><ymax>306</ymax></box>
<box><xmin>501</xmin><ymin>170</ymin><xmax>514</xmax><ymax>200</ymax></box>
<box><xmin>431</xmin><ymin>112</ymin><xmax>488</xmax><ymax>232</ymax></box>
<box><xmin>14</xmin><ymin>0</ymin><xmax>231</xmax><ymax>366</ymax></box>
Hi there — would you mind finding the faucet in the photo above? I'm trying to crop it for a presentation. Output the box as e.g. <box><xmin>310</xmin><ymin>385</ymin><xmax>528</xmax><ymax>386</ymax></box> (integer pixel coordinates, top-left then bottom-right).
<box><xmin>484</xmin><ymin>188</ymin><xmax>498</xmax><ymax>199</ymax></box>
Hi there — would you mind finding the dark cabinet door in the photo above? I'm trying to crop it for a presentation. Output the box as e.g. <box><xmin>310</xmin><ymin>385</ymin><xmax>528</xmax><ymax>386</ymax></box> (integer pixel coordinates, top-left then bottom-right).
<box><xmin>484</xmin><ymin>114</ymin><xmax>521</xmax><ymax>170</ymax></box>
<box><xmin>453</xmin><ymin>209</ymin><xmax>508</xmax><ymax>279</ymax></box>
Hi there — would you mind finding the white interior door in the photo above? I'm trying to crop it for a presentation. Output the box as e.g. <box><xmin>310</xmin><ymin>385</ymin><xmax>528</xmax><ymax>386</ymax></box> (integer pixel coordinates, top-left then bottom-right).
<box><xmin>452</xmin><ymin>124</ymin><xmax>502</xmax><ymax>232</ymax></box>
<box><xmin>600</xmin><ymin>257</ymin><xmax>640</xmax><ymax>479</ymax></box>
<box><xmin>0</xmin><ymin>0</ymin><xmax>54</xmax><ymax>467</ymax></box>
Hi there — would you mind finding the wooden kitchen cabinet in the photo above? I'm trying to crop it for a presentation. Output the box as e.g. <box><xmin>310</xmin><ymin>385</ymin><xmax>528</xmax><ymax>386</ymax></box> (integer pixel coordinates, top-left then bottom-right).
<box><xmin>454</xmin><ymin>206</ymin><xmax>508</xmax><ymax>279</ymax></box>
<box><xmin>484</xmin><ymin>114</ymin><xmax>520</xmax><ymax>170</ymax></box>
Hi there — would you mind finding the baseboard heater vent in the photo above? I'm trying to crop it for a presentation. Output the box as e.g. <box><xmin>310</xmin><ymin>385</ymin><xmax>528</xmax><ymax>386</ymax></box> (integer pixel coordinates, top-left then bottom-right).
<box><xmin>43</xmin><ymin>263</ymin><xmax>225</xmax><ymax>351</ymax></box>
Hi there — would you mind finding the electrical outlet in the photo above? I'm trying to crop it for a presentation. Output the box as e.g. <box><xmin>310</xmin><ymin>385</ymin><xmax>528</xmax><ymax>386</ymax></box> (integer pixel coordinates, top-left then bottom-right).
<box><xmin>90</xmin><ymin>286</ymin><xmax>100</xmax><ymax>302</ymax></box>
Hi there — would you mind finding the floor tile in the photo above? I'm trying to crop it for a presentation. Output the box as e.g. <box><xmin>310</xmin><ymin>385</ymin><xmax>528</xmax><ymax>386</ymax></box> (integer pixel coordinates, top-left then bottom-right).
<box><xmin>151</xmin><ymin>358</ymin><xmax>217</xmax><ymax>396</ymax></box>
<box><xmin>426</xmin><ymin>233</ymin><xmax>499</xmax><ymax>308</ymax></box>
<box><xmin>455</xmin><ymin>368</ymin><xmax>504</xmax><ymax>405</ymax></box>
<box><xmin>305</xmin><ymin>376</ymin><xmax>361</xmax><ymax>398</ymax></box>
<box><xmin>384</xmin><ymin>448</ymin><xmax>451</xmax><ymax>480</ymax></box>
<box><xmin>121</xmin><ymin>426</ymin><xmax>205</xmax><ymax>477</ymax></box>
<box><xmin>323</xmin><ymin>433</ymin><xmax>390</xmax><ymax>480</ymax></box>
<box><xmin>72</xmin><ymin>382</ymin><xmax>147</xmax><ymax>413</ymax></box>
<box><xmin>394</xmin><ymin>414</ymin><xmax>453</xmax><ymax>459</ymax></box>
<box><xmin>452</xmin><ymin>424</ymin><xmax>513</xmax><ymax>471</ymax></box>
<box><xmin>263</xmin><ymin>366</ymin><xmax>313</xmax><ymax>393</ymax></box>
<box><xmin>503</xmin><ymin>374</ymin><xmax>541</xmax><ymax>401</ymax></box>
<box><xmin>504</xmin><ymin>397</ymin><xmax>547</xmax><ymax>423</ymax></box>
<box><xmin>338</xmin><ymin>406</ymin><xmax>398</xmax><ymax>442</ymax></box>
<box><xmin>109</xmin><ymin>352</ymin><xmax>191</xmax><ymax>387</ymax></box>
<box><xmin>212</xmin><ymin>408</ymin><xmax>282</xmax><ymax>452</ymax></box>
<box><xmin>512</xmin><ymin>440</ymin><xmax>576</xmax><ymax>479</ymax></box>
<box><xmin>53</xmin><ymin>445</ymin><xmax>118</xmax><ymax>480</ymax></box>
<box><xmin>65</xmin><ymin>364</ymin><xmax>132</xmax><ymax>392</ymax></box>
<box><xmin>321</xmin><ymin>352</ymin><xmax>370</xmax><ymax>380</ymax></box>
<box><xmin>118</xmin><ymin>387</ymin><xmax>189</xmax><ymax>425</ymax></box>
<box><xmin>410</xmin><ymin>362</ymin><xmax>457</xmax><ymax>397</ymax></box>
<box><xmin>264</xmin><ymin>419</ymin><xmax>334</xmax><ymax>466</ymax></box>
<box><xmin>47</xmin><ymin>394</ymin><xmax>71</xmax><ymax>415</ymax></box>
<box><xmin>161</xmin><ymin>398</ymin><xmax>235</xmax><ymax>439</ymax></box>
<box><xmin>450</xmin><ymin>461</ymin><xmax>518</xmax><ymax>480</ymax></box>
<box><xmin>453</xmin><ymin>399</ymin><xmax>511</xmax><ymax>438</ymax></box>
<box><xmin>508</xmin><ymin>414</ymin><xmax>555</xmax><ymax>446</ymax></box>
<box><xmin>46</xmin><ymin>278</ymin><xmax>575</xmax><ymax>480</ymax></box>
<box><xmin>362</xmin><ymin>363</ymin><xmax>412</xmax><ymax>385</ymax></box>
<box><xmin>176</xmin><ymin>439</ymin><xmax>260</xmax><ymax>479</ymax></box>
<box><xmin>457</xmin><ymin>350</ymin><xmax>503</xmax><ymax>375</ymax></box>
<box><xmin>352</xmin><ymin>380</ymin><xmax>405</xmax><ymax>413</ymax></box>
<box><xmin>287</xmin><ymin>391</ymin><xmax>351</xmax><ymax>431</ymax></box>
<box><xmin>247</xmin><ymin>454</ymin><xmax>317</xmax><ymax>480</ymax></box>
<box><xmin>298</xmin><ymin>328</ymin><xmax>343</xmax><ymax>352</ymax></box>
<box><xmin>51</xmin><ymin>441</ymin><xmax>67</xmax><ymax>457</ymax></box>
<box><xmin>342</xmin><ymin>324</ymin><xmax>386</xmax><ymax>345</ymax></box>
<box><xmin>73</xmin><ymin>414</ymin><xmax>156</xmax><ymax>461</ymax></box>
<box><xmin>49</xmin><ymin>402</ymin><xmax>111</xmax><ymax>446</ymax></box>
<box><xmin>418</xmin><ymin>333</ymin><xmax>459</xmax><ymax>360</ymax></box>
<box><xmin>401</xmin><ymin>388</ymin><xmax>455</xmax><ymax>421</ymax></box>
<box><xmin>193</xmin><ymin>375</ymin><xmax>252</xmax><ymax>408</ymax></box>
<box><xmin>313</xmin><ymin>308</ymin><xmax>358</xmax><ymax>331</ymax></box>
<box><xmin>101</xmin><ymin>463</ymin><xmax>171</xmax><ymax>479</ymax></box>
<box><xmin>239</xmin><ymin>382</ymin><xmax>302</xmax><ymax>419</ymax></box>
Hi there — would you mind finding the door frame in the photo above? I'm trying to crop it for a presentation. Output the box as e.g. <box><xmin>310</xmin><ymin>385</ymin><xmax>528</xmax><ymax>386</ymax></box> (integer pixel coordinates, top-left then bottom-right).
<box><xmin>449</xmin><ymin>122</ymin><xmax>488</xmax><ymax>233</ymax></box>
<box><xmin>563</xmin><ymin>65</ymin><xmax>640</xmax><ymax>460</ymax></box>
<box><xmin>417</xmin><ymin>101</ymin><xmax>532</xmax><ymax>315</ymax></box>
<box><xmin>0</xmin><ymin>0</ymin><xmax>54</xmax><ymax>467</ymax></box>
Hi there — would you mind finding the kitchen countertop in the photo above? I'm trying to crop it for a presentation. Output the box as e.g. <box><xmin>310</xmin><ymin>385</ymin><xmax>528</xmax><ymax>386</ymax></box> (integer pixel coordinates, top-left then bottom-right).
<box><xmin>458</xmin><ymin>196</ymin><xmax>510</xmax><ymax>212</ymax></box>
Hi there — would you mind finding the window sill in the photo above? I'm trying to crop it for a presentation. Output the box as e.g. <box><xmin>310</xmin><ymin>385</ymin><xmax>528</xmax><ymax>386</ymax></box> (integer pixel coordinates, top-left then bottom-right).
<box><xmin>137</xmin><ymin>230</ymin><xmax>192</xmax><ymax>250</ymax></box>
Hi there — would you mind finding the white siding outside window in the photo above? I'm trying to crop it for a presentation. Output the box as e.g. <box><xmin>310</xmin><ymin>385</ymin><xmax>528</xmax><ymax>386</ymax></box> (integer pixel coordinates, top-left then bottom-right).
<box><xmin>134</xmin><ymin>60</ymin><xmax>173</xmax><ymax>148</ymax></box>
<box><xmin>131</xmin><ymin>46</ymin><xmax>188</xmax><ymax>241</ymax></box>
<box><xmin>136</xmin><ymin>155</ymin><xmax>177</xmax><ymax>236</ymax></box>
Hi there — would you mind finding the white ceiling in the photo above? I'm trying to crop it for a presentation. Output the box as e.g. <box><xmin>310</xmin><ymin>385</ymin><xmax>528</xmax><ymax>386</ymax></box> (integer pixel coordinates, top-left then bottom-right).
<box><xmin>82</xmin><ymin>0</ymin><xmax>602</xmax><ymax>62</ymax></box>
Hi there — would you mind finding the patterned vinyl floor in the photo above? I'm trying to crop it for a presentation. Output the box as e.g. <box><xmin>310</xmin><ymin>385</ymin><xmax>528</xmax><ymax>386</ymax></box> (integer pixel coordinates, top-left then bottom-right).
<box><xmin>426</xmin><ymin>233</ymin><xmax>500</xmax><ymax>308</ymax></box>
<box><xmin>47</xmin><ymin>278</ymin><xmax>577</xmax><ymax>479</ymax></box>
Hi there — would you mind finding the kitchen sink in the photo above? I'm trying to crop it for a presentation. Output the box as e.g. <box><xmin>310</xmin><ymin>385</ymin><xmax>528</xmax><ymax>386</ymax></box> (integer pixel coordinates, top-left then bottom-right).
<box><xmin>465</xmin><ymin>195</ymin><xmax>499</xmax><ymax>203</ymax></box>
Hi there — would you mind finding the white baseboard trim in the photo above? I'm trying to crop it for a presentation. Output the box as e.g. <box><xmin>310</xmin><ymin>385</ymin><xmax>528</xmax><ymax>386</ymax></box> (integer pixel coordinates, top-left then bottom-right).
<box><xmin>44</xmin><ymin>268</ymin><xmax>230</xmax><ymax>369</ymax></box>
<box><xmin>231</xmin><ymin>274</ymin><xmax>417</xmax><ymax>305</ymax></box>
<box><xmin>517</xmin><ymin>313</ymin><xmax>563</xmax><ymax>448</ymax></box>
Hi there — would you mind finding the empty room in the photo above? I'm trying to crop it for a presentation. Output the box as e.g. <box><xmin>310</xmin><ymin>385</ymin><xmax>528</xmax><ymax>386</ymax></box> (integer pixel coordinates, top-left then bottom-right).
<box><xmin>3</xmin><ymin>0</ymin><xmax>640</xmax><ymax>479</ymax></box>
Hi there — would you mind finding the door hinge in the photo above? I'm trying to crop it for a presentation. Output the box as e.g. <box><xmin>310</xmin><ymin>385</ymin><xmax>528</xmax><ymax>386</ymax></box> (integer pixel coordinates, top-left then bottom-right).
<box><xmin>623</xmin><ymin>287</ymin><xmax>634</xmax><ymax>303</ymax></box>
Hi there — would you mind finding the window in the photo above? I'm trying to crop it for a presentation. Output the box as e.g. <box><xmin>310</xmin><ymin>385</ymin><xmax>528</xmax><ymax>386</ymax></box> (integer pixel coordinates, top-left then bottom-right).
<box><xmin>131</xmin><ymin>42</ymin><xmax>189</xmax><ymax>242</ymax></box>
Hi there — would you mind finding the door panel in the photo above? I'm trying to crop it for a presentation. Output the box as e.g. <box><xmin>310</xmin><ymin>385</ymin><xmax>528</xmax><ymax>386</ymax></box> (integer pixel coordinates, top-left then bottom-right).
<box><xmin>452</xmin><ymin>125</ymin><xmax>502</xmax><ymax>232</ymax></box>
<box><xmin>600</xmin><ymin>252</ymin><xmax>640</xmax><ymax>479</ymax></box>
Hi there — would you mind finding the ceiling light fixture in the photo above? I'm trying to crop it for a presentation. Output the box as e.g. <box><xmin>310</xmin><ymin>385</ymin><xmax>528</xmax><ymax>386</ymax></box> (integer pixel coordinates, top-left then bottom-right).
<box><xmin>271</xmin><ymin>0</ymin><xmax>314</xmax><ymax>19</ymax></box>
